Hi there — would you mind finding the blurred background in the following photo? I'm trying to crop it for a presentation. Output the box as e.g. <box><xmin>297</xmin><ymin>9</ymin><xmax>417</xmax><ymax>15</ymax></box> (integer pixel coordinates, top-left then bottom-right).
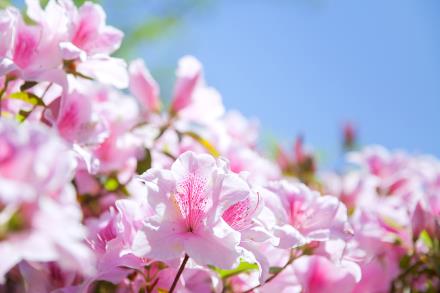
<box><xmin>9</xmin><ymin>0</ymin><xmax>440</xmax><ymax>165</ymax></box>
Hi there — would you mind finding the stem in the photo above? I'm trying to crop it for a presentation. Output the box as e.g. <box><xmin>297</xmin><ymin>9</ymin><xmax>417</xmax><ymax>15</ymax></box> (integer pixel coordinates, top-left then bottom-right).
<box><xmin>241</xmin><ymin>251</ymin><xmax>297</xmax><ymax>293</ymax></box>
<box><xmin>391</xmin><ymin>260</ymin><xmax>423</xmax><ymax>292</ymax></box>
<box><xmin>0</xmin><ymin>77</ymin><xmax>11</xmax><ymax>116</ymax></box>
<box><xmin>169</xmin><ymin>254</ymin><xmax>189</xmax><ymax>293</ymax></box>
<box><xmin>41</xmin><ymin>82</ymin><xmax>53</xmax><ymax>99</ymax></box>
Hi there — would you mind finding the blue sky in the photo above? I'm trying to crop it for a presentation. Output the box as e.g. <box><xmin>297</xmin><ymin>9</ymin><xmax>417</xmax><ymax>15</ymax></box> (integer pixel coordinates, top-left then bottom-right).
<box><xmin>217</xmin><ymin>0</ymin><xmax>440</xmax><ymax>160</ymax></box>
<box><xmin>117</xmin><ymin>0</ymin><xmax>440</xmax><ymax>164</ymax></box>
<box><xmin>14</xmin><ymin>0</ymin><xmax>440</xmax><ymax>164</ymax></box>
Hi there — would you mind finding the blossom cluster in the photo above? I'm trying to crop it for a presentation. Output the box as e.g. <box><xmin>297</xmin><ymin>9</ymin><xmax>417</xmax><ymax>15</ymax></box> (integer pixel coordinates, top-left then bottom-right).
<box><xmin>0</xmin><ymin>1</ymin><xmax>438</xmax><ymax>292</ymax></box>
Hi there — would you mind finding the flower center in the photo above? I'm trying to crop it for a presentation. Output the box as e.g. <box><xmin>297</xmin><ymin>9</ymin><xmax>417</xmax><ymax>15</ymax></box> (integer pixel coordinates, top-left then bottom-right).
<box><xmin>174</xmin><ymin>173</ymin><xmax>209</xmax><ymax>232</ymax></box>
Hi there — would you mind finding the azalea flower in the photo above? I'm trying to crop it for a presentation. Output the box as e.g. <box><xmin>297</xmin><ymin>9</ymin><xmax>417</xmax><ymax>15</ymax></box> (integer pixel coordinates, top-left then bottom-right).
<box><xmin>262</xmin><ymin>180</ymin><xmax>352</xmax><ymax>249</ymax></box>
<box><xmin>0</xmin><ymin>120</ymin><xmax>93</xmax><ymax>283</ymax></box>
<box><xmin>134</xmin><ymin>151</ymin><xmax>251</xmax><ymax>269</ymax></box>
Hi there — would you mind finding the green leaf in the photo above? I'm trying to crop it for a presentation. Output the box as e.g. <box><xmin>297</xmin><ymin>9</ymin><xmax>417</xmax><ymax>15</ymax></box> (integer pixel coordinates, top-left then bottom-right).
<box><xmin>115</xmin><ymin>17</ymin><xmax>178</xmax><ymax>58</ymax></box>
<box><xmin>92</xmin><ymin>280</ymin><xmax>117</xmax><ymax>293</ymax></box>
<box><xmin>38</xmin><ymin>0</ymin><xmax>49</xmax><ymax>8</ymax></box>
<box><xmin>0</xmin><ymin>0</ymin><xmax>10</xmax><ymax>9</ymax></box>
<box><xmin>104</xmin><ymin>177</ymin><xmax>119</xmax><ymax>192</ymax></box>
<box><xmin>102</xmin><ymin>176</ymin><xmax>129</xmax><ymax>196</ymax></box>
<box><xmin>15</xmin><ymin>109</ymin><xmax>32</xmax><ymax>123</ymax></box>
<box><xmin>20</xmin><ymin>81</ymin><xmax>38</xmax><ymax>91</ymax></box>
<box><xmin>0</xmin><ymin>210</ymin><xmax>27</xmax><ymax>240</ymax></box>
<box><xmin>420</xmin><ymin>229</ymin><xmax>433</xmax><ymax>249</ymax></box>
<box><xmin>182</xmin><ymin>131</ymin><xmax>220</xmax><ymax>157</ymax></box>
<box><xmin>9</xmin><ymin>92</ymin><xmax>45</xmax><ymax>106</ymax></box>
<box><xmin>399</xmin><ymin>255</ymin><xmax>411</xmax><ymax>269</ymax></box>
<box><xmin>76</xmin><ymin>0</ymin><xmax>99</xmax><ymax>7</ymax></box>
<box><xmin>136</xmin><ymin>148</ymin><xmax>152</xmax><ymax>174</ymax></box>
<box><xmin>211</xmin><ymin>261</ymin><xmax>258</xmax><ymax>279</ymax></box>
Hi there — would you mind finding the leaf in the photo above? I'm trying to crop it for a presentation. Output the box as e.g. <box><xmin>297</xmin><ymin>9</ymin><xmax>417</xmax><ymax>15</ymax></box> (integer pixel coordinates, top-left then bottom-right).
<box><xmin>91</xmin><ymin>280</ymin><xmax>117</xmax><ymax>293</ymax></box>
<box><xmin>211</xmin><ymin>261</ymin><xmax>258</xmax><ymax>279</ymax></box>
<box><xmin>136</xmin><ymin>148</ymin><xmax>152</xmax><ymax>174</ymax></box>
<box><xmin>20</xmin><ymin>81</ymin><xmax>38</xmax><ymax>91</ymax></box>
<box><xmin>9</xmin><ymin>92</ymin><xmax>45</xmax><ymax>106</ymax></box>
<box><xmin>39</xmin><ymin>0</ymin><xmax>49</xmax><ymax>8</ymax></box>
<box><xmin>419</xmin><ymin>229</ymin><xmax>433</xmax><ymax>249</ymax></box>
<box><xmin>115</xmin><ymin>17</ymin><xmax>178</xmax><ymax>58</ymax></box>
<box><xmin>399</xmin><ymin>255</ymin><xmax>411</xmax><ymax>269</ymax></box>
<box><xmin>74</xmin><ymin>0</ymin><xmax>99</xmax><ymax>7</ymax></box>
<box><xmin>15</xmin><ymin>110</ymin><xmax>32</xmax><ymax>123</ymax></box>
<box><xmin>182</xmin><ymin>131</ymin><xmax>220</xmax><ymax>157</ymax></box>
<box><xmin>104</xmin><ymin>177</ymin><xmax>119</xmax><ymax>192</ymax></box>
<box><xmin>102</xmin><ymin>176</ymin><xmax>129</xmax><ymax>196</ymax></box>
<box><xmin>0</xmin><ymin>0</ymin><xmax>10</xmax><ymax>9</ymax></box>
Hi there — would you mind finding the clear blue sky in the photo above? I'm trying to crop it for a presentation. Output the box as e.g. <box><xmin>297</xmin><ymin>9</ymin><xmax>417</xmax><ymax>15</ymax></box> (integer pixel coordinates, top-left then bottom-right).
<box><xmin>114</xmin><ymin>0</ymin><xmax>440</xmax><ymax>164</ymax></box>
<box><xmin>14</xmin><ymin>0</ymin><xmax>440</xmax><ymax>164</ymax></box>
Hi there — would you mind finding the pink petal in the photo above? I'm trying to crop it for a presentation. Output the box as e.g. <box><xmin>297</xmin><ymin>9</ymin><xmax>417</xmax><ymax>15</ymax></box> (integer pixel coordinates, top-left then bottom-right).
<box><xmin>184</xmin><ymin>221</ymin><xmax>241</xmax><ymax>269</ymax></box>
<box><xmin>170</xmin><ymin>55</ymin><xmax>202</xmax><ymax>113</ymax></box>
<box><xmin>129</xmin><ymin>59</ymin><xmax>161</xmax><ymax>112</ymax></box>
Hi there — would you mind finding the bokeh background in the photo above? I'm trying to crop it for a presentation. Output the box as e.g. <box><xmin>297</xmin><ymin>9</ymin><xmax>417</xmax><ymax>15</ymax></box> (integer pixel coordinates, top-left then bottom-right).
<box><xmin>10</xmin><ymin>0</ymin><xmax>440</xmax><ymax>166</ymax></box>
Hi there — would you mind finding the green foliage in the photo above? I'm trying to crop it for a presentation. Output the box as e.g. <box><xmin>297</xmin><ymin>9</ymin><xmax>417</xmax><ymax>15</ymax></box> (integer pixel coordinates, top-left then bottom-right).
<box><xmin>73</xmin><ymin>0</ymin><xmax>99</xmax><ymax>6</ymax></box>
<box><xmin>0</xmin><ymin>210</ymin><xmax>27</xmax><ymax>240</ymax></box>
<box><xmin>136</xmin><ymin>148</ymin><xmax>152</xmax><ymax>174</ymax></box>
<box><xmin>9</xmin><ymin>92</ymin><xmax>45</xmax><ymax>106</ymax></box>
<box><xmin>39</xmin><ymin>0</ymin><xmax>99</xmax><ymax>8</ymax></box>
<box><xmin>102</xmin><ymin>175</ymin><xmax>129</xmax><ymax>196</ymax></box>
<box><xmin>103</xmin><ymin>177</ymin><xmax>120</xmax><ymax>192</ymax></box>
<box><xmin>181</xmin><ymin>131</ymin><xmax>220</xmax><ymax>157</ymax></box>
<box><xmin>15</xmin><ymin>109</ymin><xmax>32</xmax><ymax>122</ymax></box>
<box><xmin>116</xmin><ymin>17</ymin><xmax>178</xmax><ymax>58</ymax></box>
<box><xmin>419</xmin><ymin>229</ymin><xmax>433</xmax><ymax>249</ymax></box>
<box><xmin>20</xmin><ymin>81</ymin><xmax>38</xmax><ymax>91</ymax></box>
<box><xmin>92</xmin><ymin>280</ymin><xmax>117</xmax><ymax>293</ymax></box>
<box><xmin>0</xmin><ymin>0</ymin><xmax>10</xmax><ymax>9</ymax></box>
<box><xmin>211</xmin><ymin>261</ymin><xmax>258</xmax><ymax>279</ymax></box>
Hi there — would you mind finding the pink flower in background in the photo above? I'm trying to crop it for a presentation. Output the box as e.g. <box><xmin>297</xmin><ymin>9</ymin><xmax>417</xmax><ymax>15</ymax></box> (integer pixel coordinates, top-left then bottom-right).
<box><xmin>170</xmin><ymin>56</ymin><xmax>224</xmax><ymax>125</ymax></box>
<box><xmin>321</xmin><ymin>171</ymin><xmax>378</xmax><ymax>211</ymax></box>
<box><xmin>291</xmin><ymin>255</ymin><xmax>360</xmax><ymax>293</ymax></box>
<box><xmin>170</xmin><ymin>56</ymin><xmax>202</xmax><ymax>114</ymax></box>
<box><xmin>263</xmin><ymin>180</ymin><xmax>352</xmax><ymax>249</ymax></box>
<box><xmin>68</xmin><ymin>1</ymin><xmax>123</xmax><ymax>55</ymax></box>
<box><xmin>77</xmin><ymin>198</ymin><xmax>154</xmax><ymax>290</ymax></box>
<box><xmin>0</xmin><ymin>4</ymin><xmax>67</xmax><ymax>88</ymax></box>
<box><xmin>0</xmin><ymin>120</ymin><xmax>93</xmax><ymax>283</ymax></box>
<box><xmin>61</xmin><ymin>0</ymin><xmax>127</xmax><ymax>88</ymax></box>
<box><xmin>134</xmin><ymin>151</ymin><xmax>251</xmax><ymax>269</ymax></box>
<box><xmin>129</xmin><ymin>59</ymin><xmax>161</xmax><ymax>113</ymax></box>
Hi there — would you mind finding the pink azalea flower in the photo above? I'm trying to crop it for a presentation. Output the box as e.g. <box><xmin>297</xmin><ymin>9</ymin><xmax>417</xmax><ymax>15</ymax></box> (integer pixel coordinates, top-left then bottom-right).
<box><xmin>76</xmin><ymin>198</ymin><xmax>153</xmax><ymax>290</ymax></box>
<box><xmin>170</xmin><ymin>56</ymin><xmax>224</xmax><ymax>125</ymax></box>
<box><xmin>134</xmin><ymin>151</ymin><xmax>252</xmax><ymax>269</ymax></box>
<box><xmin>24</xmin><ymin>0</ymin><xmax>127</xmax><ymax>88</ymax></box>
<box><xmin>0</xmin><ymin>120</ymin><xmax>93</xmax><ymax>283</ymax></box>
<box><xmin>262</xmin><ymin>180</ymin><xmax>352</xmax><ymax>249</ymax></box>
<box><xmin>129</xmin><ymin>59</ymin><xmax>161</xmax><ymax>113</ymax></box>
<box><xmin>18</xmin><ymin>261</ymin><xmax>83</xmax><ymax>292</ymax></box>
<box><xmin>0</xmin><ymin>5</ymin><xmax>67</xmax><ymax>89</ymax></box>
<box><xmin>69</xmin><ymin>2</ymin><xmax>122</xmax><ymax>55</ymax></box>
<box><xmin>50</xmin><ymin>90</ymin><xmax>107</xmax><ymax>145</ymax></box>
<box><xmin>170</xmin><ymin>56</ymin><xmax>202</xmax><ymax>114</ymax></box>
<box><xmin>291</xmin><ymin>255</ymin><xmax>360</xmax><ymax>293</ymax></box>
<box><xmin>222</xmin><ymin>185</ymin><xmax>275</xmax><ymax>281</ymax></box>
<box><xmin>60</xmin><ymin>0</ymin><xmax>128</xmax><ymax>88</ymax></box>
<box><xmin>321</xmin><ymin>171</ymin><xmax>378</xmax><ymax>211</ymax></box>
